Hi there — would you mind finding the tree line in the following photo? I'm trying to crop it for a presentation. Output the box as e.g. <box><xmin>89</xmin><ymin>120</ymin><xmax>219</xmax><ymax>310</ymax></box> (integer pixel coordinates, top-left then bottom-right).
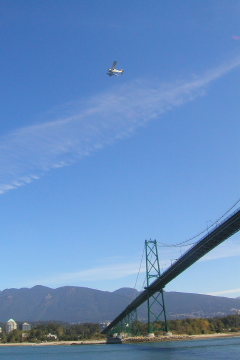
<box><xmin>130</xmin><ymin>314</ymin><xmax>240</xmax><ymax>336</ymax></box>
<box><xmin>168</xmin><ymin>314</ymin><xmax>240</xmax><ymax>335</ymax></box>
<box><xmin>1</xmin><ymin>314</ymin><xmax>240</xmax><ymax>342</ymax></box>
<box><xmin>0</xmin><ymin>322</ymin><xmax>105</xmax><ymax>343</ymax></box>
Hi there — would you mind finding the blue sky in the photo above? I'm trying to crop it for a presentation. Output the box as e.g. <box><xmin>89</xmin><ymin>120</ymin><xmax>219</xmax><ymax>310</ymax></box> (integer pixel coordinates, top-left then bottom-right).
<box><xmin>1</xmin><ymin>1</ymin><xmax>240</xmax><ymax>298</ymax></box>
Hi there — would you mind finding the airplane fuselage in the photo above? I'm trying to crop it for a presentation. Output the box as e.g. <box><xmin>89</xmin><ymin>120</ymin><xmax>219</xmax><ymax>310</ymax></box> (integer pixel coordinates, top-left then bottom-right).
<box><xmin>107</xmin><ymin>61</ymin><xmax>124</xmax><ymax>76</ymax></box>
<box><xmin>107</xmin><ymin>69</ymin><xmax>124</xmax><ymax>76</ymax></box>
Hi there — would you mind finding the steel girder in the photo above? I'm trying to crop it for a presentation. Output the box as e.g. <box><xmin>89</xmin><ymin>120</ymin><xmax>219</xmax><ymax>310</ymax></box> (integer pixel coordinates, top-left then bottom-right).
<box><xmin>102</xmin><ymin>208</ymin><xmax>240</xmax><ymax>334</ymax></box>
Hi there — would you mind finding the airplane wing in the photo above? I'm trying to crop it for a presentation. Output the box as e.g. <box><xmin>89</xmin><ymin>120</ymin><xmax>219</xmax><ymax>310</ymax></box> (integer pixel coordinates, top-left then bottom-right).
<box><xmin>111</xmin><ymin>61</ymin><xmax>117</xmax><ymax>70</ymax></box>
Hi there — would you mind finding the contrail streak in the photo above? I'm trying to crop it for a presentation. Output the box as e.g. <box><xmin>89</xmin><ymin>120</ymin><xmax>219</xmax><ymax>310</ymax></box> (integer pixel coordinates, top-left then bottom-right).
<box><xmin>0</xmin><ymin>56</ymin><xmax>239</xmax><ymax>194</ymax></box>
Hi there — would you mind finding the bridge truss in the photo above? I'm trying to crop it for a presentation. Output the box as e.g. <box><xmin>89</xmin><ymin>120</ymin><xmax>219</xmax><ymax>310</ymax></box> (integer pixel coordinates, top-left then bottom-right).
<box><xmin>102</xmin><ymin>207</ymin><xmax>240</xmax><ymax>335</ymax></box>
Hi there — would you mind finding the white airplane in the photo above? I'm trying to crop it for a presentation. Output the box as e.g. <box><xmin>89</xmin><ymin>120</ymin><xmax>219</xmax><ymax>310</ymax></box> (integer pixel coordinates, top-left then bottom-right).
<box><xmin>107</xmin><ymin>61</ymin><xmax>124</xmax><ymax>76</ymax></box>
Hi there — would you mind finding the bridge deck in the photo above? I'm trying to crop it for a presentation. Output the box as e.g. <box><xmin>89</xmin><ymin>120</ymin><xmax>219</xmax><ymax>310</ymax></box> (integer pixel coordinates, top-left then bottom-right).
<box><xmin>102</xmin><ymin>208</ymin><xmax>240</xmax><ymax>334</ymax></box>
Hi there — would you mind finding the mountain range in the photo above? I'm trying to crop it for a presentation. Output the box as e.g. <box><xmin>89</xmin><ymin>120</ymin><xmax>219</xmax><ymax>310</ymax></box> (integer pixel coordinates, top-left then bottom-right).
<box><xmin>0</xmin><ymin>285</ymin><xmax>240</xmax><ymax>323</ymax></box>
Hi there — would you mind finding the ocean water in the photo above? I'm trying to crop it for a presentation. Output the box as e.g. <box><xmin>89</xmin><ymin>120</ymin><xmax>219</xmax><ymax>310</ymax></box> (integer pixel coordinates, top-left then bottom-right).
<box><xmin>0</xmin><ymin>337</ymin><xmax>240</xmax><ymax>359</ymax></box>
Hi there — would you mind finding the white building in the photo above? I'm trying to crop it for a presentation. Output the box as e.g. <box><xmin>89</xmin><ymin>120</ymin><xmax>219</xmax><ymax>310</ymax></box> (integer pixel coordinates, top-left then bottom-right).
<box><xmin>46</xmin><ymin>333</ymin><xmax>58</xmax><ymax>340</ymax></box>
<box><xmin>21</xmin><ymin>322</ymin><xmax>31</xmax><ymax>331</ymax></box>
<box><xmin>6</xmin><ymin>319</ymin><xmax>17</xmax><ymax>334</ymax></box>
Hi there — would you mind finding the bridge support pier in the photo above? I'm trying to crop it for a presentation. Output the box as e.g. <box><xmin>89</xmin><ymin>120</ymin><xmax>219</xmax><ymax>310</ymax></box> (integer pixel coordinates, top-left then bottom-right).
<box><xmin>126</xmin><ymin>309</ymin><xmax>139</xmax><ymax>336</ymax></box>
<box><xmin>145</xmin><ymin>239</ymin><xmax>169</xmax><ymax>335</ymax></box>
<box><xmin>106</xmin><ymin>309</ymin><xmax>139</xmax><ymax>338</ymax></box>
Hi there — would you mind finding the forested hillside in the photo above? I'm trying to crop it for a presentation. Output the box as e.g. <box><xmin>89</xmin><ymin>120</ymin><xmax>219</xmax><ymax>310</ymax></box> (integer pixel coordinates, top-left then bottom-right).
<box><xmin>0</xmin><ymin>286</ymin><xmax>240</xmax><ymax>323</ymax></box>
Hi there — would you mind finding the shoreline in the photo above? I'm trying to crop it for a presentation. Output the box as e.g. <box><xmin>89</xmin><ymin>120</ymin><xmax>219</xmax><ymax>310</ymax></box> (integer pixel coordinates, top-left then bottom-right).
<box><xmin>123</xmin><ymin>332</ymin><xmax>240</xmax><ymax>343</ymax></box>
<box><xmin>0</xmin><ymin>332</ymin><xmax>240</xmax><ymax>346</ymax></box>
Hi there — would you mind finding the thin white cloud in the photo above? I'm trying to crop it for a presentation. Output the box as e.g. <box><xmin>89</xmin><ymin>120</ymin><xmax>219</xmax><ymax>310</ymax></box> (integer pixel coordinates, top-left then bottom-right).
<box><xmin>199</xmin><ymin>238</ymin><xmax>240</xmax><ymax>261</ymax></box>
<box><xmin>26</xmin><ymin>262</ymin><xmax>145</xmax><ymax>288</ymax></box>
<box><xmin>25</xmin><ymin>238</ymin><xmax>240</xmax><ymax>288</ymax></box>
<box><xmin>208</xmin><ymin>288</ymin><xmax>240</xmax><ymax>296</ymax></box>
<box><xmin>0</xmin><ymin>56</ymin><xmax>240</xmax><ymax>194</ymax></box>
<box><xmin>158</xmin><ymin>238</ymin><xmax>240</xmax><ymax>271</ymax></box>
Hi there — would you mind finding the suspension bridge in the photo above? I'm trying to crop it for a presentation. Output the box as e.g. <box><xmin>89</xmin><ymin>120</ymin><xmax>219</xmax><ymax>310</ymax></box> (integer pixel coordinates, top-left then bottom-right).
<box><xmin>102</xmin><ymin>206</ymin><xmax>240</xmax><ymax>335</ymax></box>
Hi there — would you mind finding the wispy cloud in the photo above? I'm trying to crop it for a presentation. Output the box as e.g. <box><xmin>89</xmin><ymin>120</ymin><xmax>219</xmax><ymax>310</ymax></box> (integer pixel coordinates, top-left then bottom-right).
<box><xmin>26</xmin><ymin>262</ymin><xmax>145</xmax><ymax>288</ymax></box>
<box><xmin>208</xmin><ymin>288</ymin><xmax>240</xmax><ymax>297</ymax></box>
<box><xmin>25</xmin><ymin>237</ymin><xmax>240</xmax><ymax>288</ymax></box>
<box><xmin>1</xmin><ymin>56</ymin><xmax>240</xmax><ymax>194</ymax></box>
<box><xmin>198</xmin><ymin>238</ymin><xmax>240</xmax><ymax>261</ymax></box>
<box><xmin>159</xmin><ymin>237</ymin><xmax>240</xmax><ymax>268</ymax></box>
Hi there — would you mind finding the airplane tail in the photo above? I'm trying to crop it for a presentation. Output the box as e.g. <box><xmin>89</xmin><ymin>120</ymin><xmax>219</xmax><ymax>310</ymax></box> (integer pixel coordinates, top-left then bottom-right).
<box><xmin>121</xmin><ymin>70</ymin><xmax>124</xmax><ymax>74</ymax></box>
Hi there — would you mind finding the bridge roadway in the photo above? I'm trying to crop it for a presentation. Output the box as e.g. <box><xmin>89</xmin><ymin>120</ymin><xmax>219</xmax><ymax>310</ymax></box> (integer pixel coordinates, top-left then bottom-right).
<box><xmin>102</xmin><ymin>207</ymin><xmax>240</xmax><ymax>334</ymax></box>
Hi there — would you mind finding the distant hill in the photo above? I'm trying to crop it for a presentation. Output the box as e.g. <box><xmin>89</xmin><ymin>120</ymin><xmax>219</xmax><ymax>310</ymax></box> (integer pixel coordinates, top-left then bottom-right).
<box><xmin>164</xmin><ymin>291</ymin><xmax>240</xmax><ymax>319</ymax></box>
<box><xmin>0</xmin><ymin>285</ymin><xmax>240</xmax><ymax>323</ymax></box>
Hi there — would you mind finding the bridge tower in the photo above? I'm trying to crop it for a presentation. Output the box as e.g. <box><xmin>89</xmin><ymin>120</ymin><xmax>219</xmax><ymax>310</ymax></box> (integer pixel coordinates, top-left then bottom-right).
<box><xmin>145</xmin><ymin>239</ymin><xmax>169</xmax><ymax>335</ymax></box>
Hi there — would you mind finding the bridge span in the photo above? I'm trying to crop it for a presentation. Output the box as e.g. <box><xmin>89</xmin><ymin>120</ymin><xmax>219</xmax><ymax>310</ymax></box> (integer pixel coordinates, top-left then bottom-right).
<box><xmin>102</xmin><ymin>207</ymin><xmax>240</xmax><ymax>334</ymax></box>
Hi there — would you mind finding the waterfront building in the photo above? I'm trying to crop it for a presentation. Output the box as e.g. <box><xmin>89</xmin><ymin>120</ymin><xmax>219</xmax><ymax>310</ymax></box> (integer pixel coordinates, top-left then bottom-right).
<box><xmin>21</xmin><ymin>322</ymin><xmax>31</xmax><ymax>331</ymax></box>
<box><xmin>6</xmin><ymin>319</ymin><xmax>17</xmax><ymax>333</ymax></box>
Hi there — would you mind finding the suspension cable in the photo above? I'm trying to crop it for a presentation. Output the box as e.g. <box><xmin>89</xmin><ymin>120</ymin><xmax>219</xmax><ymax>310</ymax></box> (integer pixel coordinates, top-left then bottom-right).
<box><xmin>158</xmin><ymin>198</ymin><xmax>240</xmax><ymax>247</ymax></box>
<box><xmin>130</xmin><ymin>244</ymin><xmax>145</xmax><ymax>302</ymax></box>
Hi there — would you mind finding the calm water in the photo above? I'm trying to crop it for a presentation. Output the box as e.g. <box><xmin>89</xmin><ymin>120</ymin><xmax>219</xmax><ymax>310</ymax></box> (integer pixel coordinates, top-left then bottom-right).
<box><xmin>0</xmin><ymin>337</ymin><xmax>240</xmax><ymax>359</ymax></box>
